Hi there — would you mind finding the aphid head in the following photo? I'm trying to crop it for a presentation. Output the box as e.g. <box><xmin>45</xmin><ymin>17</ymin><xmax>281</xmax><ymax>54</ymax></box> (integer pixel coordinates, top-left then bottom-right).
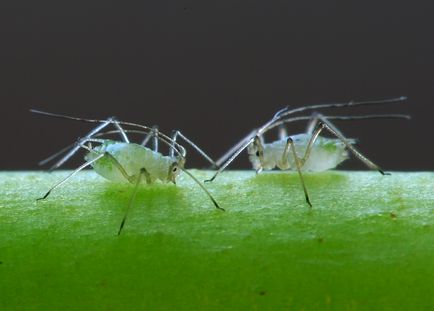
<box><xmin>168</xmin><ymin>157</ymin><xmax>185</xmax><ymax>184</ymax></box>
<box><xmin>247</xmin><ymin>142</ymin><xmax>262</xmax><ymax>170</ymax></box>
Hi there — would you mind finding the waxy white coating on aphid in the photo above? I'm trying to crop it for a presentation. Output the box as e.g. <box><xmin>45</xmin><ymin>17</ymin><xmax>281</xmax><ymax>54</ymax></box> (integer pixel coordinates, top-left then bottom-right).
<box><xmin>85</xmin><ymin>140</ymin><xmax>183</xmax><ymax>184</ymax></box>
<box><xmin>247</xmin><ymin>133</ymin><xmax>355</xmax><ymax>172</ymax></box>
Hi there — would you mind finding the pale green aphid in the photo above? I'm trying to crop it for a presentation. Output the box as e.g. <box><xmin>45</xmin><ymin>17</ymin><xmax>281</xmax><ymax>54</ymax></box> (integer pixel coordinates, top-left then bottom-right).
<box><xmin>206</xmin><ymin>97</ymin><xmax>410</xmax><ymax>207</ymax></box>
<box><xmin>85</xmin><ymin>140</ymin><xmax>184</xmax><ymax>184</ymax></box>
<box><xmin>31</xmin><ymin>110</ymin><xmax>222</xmax><ymax>234</ymax></box>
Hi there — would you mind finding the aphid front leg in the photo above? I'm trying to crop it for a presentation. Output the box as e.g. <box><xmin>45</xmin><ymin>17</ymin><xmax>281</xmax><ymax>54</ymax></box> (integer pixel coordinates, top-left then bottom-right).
<box><xmin>247</xmin><ymin>135</ymin><xmax>265</xmax><ymax>174</ymax></box>
<box><xmin>313</xmin><ymin>114</ymin><xmax>389</xmax><ymax>175</ymax></box>
<box><xmin>281</xmin><ymin>137</ymin><xmax>312</xmax><ymax>207</ymax></box>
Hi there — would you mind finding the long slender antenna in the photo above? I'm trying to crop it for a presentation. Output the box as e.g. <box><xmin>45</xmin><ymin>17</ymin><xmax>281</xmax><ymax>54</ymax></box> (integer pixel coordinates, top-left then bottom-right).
<box><xmin>173</xmin><ymin>130</ymin><xmax>219</xmax><ymax>168</ymax></box>
<box><xmin>31</xmin><ymin>109</ymin><xmax>197</xmax><ymax>160</ymax></box>
<box><xmin>30</xmin><ymin>109</ymin><xmax>186</xmax><ymax>157</ymax></box>
<box><xmin>181</xmin><ymin>168</ymin><xmax>224</xmax><ymax>211</ymax></box>
<box><xmin>268</xmin><ymin>113</ymin><xmax>411</xmax><ymax>131</ymax></box>
<box><xmin>38</xmin><ymin>142</ymin><xmax>76</xmax><ymax>166</ymax></box>
<box><xmin>277</xmin><ymin>96</ymin><xmax>407</xmax><ymax>120</ymax></box>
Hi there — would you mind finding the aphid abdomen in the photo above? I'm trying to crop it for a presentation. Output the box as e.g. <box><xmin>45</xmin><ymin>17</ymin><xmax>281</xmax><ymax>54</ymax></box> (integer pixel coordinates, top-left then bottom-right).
<box><xmin>85</xmin><ymin>142</ymin><xmax>173</xmax><ymax>183</ymax></box>
<box><xmin>301</xmin><ymin>136</ymin><xmax>351</xmax><ymax>172</ymax></box>
<box><xmin>261</xmin><ymin>134</ymin><xmax>353</xmax><ymax>172</ymax></box>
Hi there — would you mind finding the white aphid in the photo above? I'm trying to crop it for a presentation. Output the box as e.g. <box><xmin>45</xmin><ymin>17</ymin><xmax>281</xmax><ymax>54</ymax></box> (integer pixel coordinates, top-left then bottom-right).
<box><xmin>85</xmin><ymin>141</ymin><xmax>183</xmax><ymax>184</ymax></box>
<box><xmin>31</xmin><ymin>110</ymin><xmax>222</xmax><ymax>234</ymax></box>
<box><xmin>247</xmin><ymin>134</ymin><xmax>354</xmax><ymax>172</ymax></box>
<box><xmin>206</xmin><ymin>97</ymin><xmax>409</xmax><ymax>207</ymax></box>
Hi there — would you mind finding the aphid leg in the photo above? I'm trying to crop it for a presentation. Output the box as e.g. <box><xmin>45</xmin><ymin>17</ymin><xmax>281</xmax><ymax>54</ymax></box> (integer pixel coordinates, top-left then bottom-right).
<box><xmin>140</xmin><ymin>125</ymin><xmax>159</xmax><ymax>148</ymax></box>
<box><xmin>47</xmin><ymin>118</ymin><xmax>114</xmax><ymax>170</ymax></box>
<box><xmin>215</xmin><ymin>129</ymin><xmax>257</xmax><ymax>167</ymax></box>
<box><xmin>169</xmin><ymin>130</ymin><xmax>178</xmax><ymax>157</ymax></box>
<box><xmin>37</xmin><ymin>153</ymin><xmax>105</xmax><ymax>200</ymax></box>
<box><xmin>282</xmin><ymin>138</ymin><xmax>313</xmax><ymax>207</ymax></box>
<box><xmin>207</xmin><ymin>108</ymin><xmax>291</xmax><ymax>182</ymax></box>
<box><xmin>253</xmin><ymin>135</ymin><xmax>265</xmax><ymax>174</ymax></box>
<box><xmin>300</xmin><ymin>123</ymin><xmax>325</xmax><ymax>164</ymax></box>
<box><xmin>314</xmin><ymin>114</ymin><xmax>389</xmax><ymax>175</ymax></box>
<box><xmin>171</xmin><ymin>130</ymin><xmax>218</xmax><ymax>168</ymax></box>
<box><xmin>118</xmin><ymin>167</ymin><xmax>150</xmax><ymax>235</ymax></box>
<box><xmin>153</xmin><ymin>126</ymin><xmax>159</xmax><ymax>152</ymax></box>
<box><xmin>113</xmin><ymin>120</ymin><xmax>130</xmax><ymax>143</ymax></box>
<box><xmin>38</xmin><ymin>142</ymin><xmax>76</xmax><ymax>167</ymax></box>
<box><xmin>87</xmin><ymin>148</ymin><xmax>152</xmax><ymax>184</ymax></box>
<box><xmin>305</xmin><ymin>112</ymin><xmax>322</xmax><ymax>135</ymax></box>
<box><xmin>180</xmin><ymin>168</ymin><xmax>224</xmax><ymax>211</ymax></box>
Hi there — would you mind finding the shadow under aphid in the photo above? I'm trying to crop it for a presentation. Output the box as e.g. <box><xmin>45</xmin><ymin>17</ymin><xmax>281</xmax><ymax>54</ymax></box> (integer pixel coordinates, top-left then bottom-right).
<box><xmin>249</xmin><ymin>170</ymin><xmax>348</xmax><ymax>188</ymax></box>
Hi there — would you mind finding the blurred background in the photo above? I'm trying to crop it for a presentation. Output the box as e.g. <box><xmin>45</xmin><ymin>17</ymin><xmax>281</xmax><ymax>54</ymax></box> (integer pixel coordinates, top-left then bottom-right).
<box><xmin>1</xmin><ymin>0</ymin><xmax>433</xmax><ymax>170</ymax></box>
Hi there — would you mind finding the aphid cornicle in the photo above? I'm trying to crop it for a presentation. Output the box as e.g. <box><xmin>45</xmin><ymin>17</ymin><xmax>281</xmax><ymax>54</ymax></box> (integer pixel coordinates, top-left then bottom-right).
<box><xmin>206</xmin><ymin>97</ymin><xmax>410</xmax><ymax>207</ymax></box>
<box><xmin>31</xmin><ymin>110</ymin><xmax>223</xmax><ymax>235</ymax></box>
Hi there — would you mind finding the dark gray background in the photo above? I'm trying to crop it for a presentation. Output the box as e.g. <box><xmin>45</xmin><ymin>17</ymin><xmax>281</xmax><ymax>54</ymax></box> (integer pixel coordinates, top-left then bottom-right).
<box><xmin>1</xmin><ymin>1</ymin><xmax>433</xmax><ymax>170</ymax></box>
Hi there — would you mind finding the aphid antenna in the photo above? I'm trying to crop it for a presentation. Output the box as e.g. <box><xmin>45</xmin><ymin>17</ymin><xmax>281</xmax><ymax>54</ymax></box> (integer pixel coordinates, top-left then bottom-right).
<box><xmin>276</xmin><ymin>96</ymin><xmax>407</xmax><ymax>120</ymax></box>
<box><xmin>213</xmin><ymin>113</ymin><xmax>410</xmax><ymax>168</ymax></box>
<box><xmin>206</xmin><ymin>97</ymin><xmax>409</xmax><ymax>182</ymax></box>
<box><xmin>268</xmin><ymin>113</ymin><xmax>411</xmax><ymax>132</ymax></box>
<box><xmin>30</xmin><ymin>109</ymin><xmax>218</xmax><ymax>168</ymax></box>
<box><xmin>30</xmin><ymin>109</ymin><xmax>186</xmax><ymax>158</ymax></box>
<box><xmin>204</xmin><ymin>105</ymin><xmax>295</xmax><ymax>181</ymax></box>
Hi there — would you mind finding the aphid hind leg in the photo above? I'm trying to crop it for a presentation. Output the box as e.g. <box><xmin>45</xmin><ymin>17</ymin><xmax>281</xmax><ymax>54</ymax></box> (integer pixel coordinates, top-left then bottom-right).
<box><xmin>281</xmin><ymin>137</ymin><xmax>312</xmax><ymax>207</ymax></box>
<box><xmin>37</xmin><ymin>153</ymin><xmax>105</xmax><ymax>200</ymax></box>
<box><xmin>314</xmin><ymin>114</ymin><xmax>389</xmax><ymax>175</ymax></box>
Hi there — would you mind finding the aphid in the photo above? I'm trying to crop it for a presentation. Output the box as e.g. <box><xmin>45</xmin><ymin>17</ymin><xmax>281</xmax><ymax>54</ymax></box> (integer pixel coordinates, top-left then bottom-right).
<box><xmin>205</xmin><ymin>97</ymin><xmax>410</xmax><ymax>206</ymax></box>
<box><xmin>31</xmin><ymin>110</ymin><xmax>223</xmax><ymax>234</ymax></box>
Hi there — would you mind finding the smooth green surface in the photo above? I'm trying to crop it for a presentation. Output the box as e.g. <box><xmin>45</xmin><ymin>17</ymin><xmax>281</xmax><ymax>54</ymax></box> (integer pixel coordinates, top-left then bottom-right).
<box><xmin>0</xmin><ymin>171</ymin><xmax>433</xmax><ymax>310</ymax></box>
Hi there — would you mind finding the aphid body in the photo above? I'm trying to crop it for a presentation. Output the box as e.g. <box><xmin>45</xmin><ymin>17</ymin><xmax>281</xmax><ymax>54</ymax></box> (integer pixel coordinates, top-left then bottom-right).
<box><xmin>31</xmin><ymin>110</ymin><xmax>222</xmax><ymax>234</ymax></box>
<box><xmin>248</xmin><ymin>134</ymin><xmax>354</xmax><ymax>172</ymax></box>
<box><xmin>86</xmin><ymin>140</ymin><xmax>184</xmax><ymax>184</ymax></box>
<box><xmin>207</xmin><ymin>97</ymin><xmax>410</xmax><ymax>207</ymax></box>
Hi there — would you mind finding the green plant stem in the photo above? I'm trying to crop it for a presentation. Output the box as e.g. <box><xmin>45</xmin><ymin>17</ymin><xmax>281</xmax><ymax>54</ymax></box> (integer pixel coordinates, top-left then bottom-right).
<box><xmin>0</xmin><ymin>171</ymin><xmax>433</xmax><ymax>310</ymax></box>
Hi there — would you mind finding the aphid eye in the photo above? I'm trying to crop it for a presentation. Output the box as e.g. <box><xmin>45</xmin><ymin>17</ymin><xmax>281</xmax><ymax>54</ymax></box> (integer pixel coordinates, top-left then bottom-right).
<box><xmin>255</xmin><ymin>151</ymin><xmax>260</xmax><ymax>157</ymax></box>
<box><xmin>172</xmin><ymin>166</ymin><xmax>178</xmax><ymax>172</ymax></box>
